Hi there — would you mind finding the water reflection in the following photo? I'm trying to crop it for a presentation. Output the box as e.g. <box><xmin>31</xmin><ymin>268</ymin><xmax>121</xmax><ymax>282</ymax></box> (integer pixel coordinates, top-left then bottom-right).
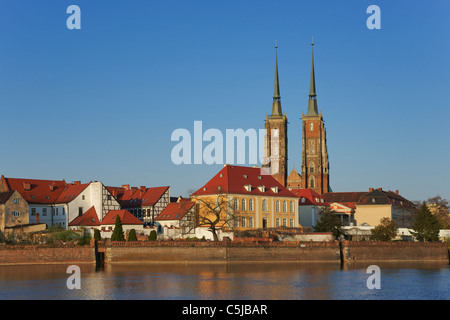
<box><xmin>0</xmin><ymin>262</ymin><xmax>448</xmax><ymax>300</ymax></box>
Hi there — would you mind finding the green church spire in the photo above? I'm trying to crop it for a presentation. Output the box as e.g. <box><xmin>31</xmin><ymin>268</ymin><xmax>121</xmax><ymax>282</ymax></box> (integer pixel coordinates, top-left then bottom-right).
<box><xmin>272</xmin><ymin>43</ymin><xmax>282</xmax><ymax>116</ymax></box>
<box><xmin>307</xmin><ymin>39</ymin><xmax>319</xmax><ymax>116</ymax></box>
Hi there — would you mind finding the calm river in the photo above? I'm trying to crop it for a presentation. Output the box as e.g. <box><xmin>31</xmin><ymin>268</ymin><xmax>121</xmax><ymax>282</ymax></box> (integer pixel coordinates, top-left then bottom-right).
<box><xmin>0</xmin><ymin>262</ymin><xmax>448</xmax><ymax>300</ymax></box>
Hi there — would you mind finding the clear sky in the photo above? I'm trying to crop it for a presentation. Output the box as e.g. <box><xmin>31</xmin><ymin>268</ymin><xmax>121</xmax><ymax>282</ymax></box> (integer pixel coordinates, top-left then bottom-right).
<box><xmin>0</xmin><ymin>0</ymin><xmax>449</xmax><ymax>202</ymax></box>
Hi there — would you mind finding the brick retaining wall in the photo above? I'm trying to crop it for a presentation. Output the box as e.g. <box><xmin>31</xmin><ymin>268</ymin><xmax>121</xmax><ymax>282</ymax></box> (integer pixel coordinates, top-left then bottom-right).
<box><xmin>0</xmin><ymin>241</ymin><xmax>447</xmax><ymax>265</ymax></box>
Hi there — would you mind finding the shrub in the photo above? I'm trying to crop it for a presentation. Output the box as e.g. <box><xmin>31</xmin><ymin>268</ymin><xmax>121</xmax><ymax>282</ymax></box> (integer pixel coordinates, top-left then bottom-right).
<box><xmin>128</xmin><ymin>229</ymin><xmax>137</xmax><ymax>241</ymax></box>
<box><xmin>111</xmin><ymin>215</ymin><xmax>125</xmax><ymax>241</ymax></box>
<box><xmin>148</xmin><ymin>230</ymin><xmax>157</xmax><ymax>241</ymax></box>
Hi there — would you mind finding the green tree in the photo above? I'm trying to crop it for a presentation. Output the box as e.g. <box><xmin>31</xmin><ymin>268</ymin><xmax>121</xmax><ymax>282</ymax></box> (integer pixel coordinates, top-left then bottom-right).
<box><xmin>411</xmin><ymin>202</ymin><xmax>440</xmax><ymax>242</ymax></box>
<box><xmin>313</xmin><ymin>207</ymin><xmax>344</xmax><ymax>238</ymax></box>
<box><xmin>128</xmin><ymin>229</ymin><xmax>137</xmax><ymax>241</ymax></box>
<box><xmin>93</xmin><ymin>229</ymin><xmax>101</xmax><ymax>241</ymax></box>
<box><xmin>111</xmin><ymin>215</ymin><xmax>125</xmax><ymax>241</ymax></box>
<box><xmin>148</xmin><ymin>230</ymin><xmax>157</xmax><ymax>241</ymax></box>
<box><xmin>370</xmin><ymin>217</ymin><xmax>398</xmax><ymax>241</ymax></box>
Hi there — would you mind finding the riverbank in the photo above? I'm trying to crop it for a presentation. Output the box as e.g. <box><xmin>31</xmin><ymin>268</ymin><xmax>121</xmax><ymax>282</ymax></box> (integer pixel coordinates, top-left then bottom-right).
<box><xmin>0</xmin><ymin>240</ymin><xmax>448</xmax><ymax>265</ymax></box>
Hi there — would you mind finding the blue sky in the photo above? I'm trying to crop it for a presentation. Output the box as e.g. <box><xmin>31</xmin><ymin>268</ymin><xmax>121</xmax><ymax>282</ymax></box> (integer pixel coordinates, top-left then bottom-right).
<box><xmin>0</xmin><ymin>0</ymin><xmax>449</xmax><ymax>202</ymax></box>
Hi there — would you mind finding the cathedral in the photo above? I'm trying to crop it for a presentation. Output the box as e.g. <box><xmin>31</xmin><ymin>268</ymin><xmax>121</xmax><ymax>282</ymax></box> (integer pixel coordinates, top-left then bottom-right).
<box><xmin>264</xmin><ymin>42</ymin><xmax>331</xmax><ymax>195</ymax></box>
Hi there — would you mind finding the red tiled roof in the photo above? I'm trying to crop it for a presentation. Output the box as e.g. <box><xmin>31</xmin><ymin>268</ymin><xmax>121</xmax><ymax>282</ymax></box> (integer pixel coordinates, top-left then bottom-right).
<box><xmin>291</xmin><ymin>188</ymin><xmax>327</xmax><ymax>206</ymax></box>
<box><xmin>155</xmin><ymin>199</ymin><xmax>195</xmax><ymax>221</ymax></box>
<box><xmin>69</xmin><ymin>206</ymin><xmax>100</xmax><ymax>226</ymax></box>
<box><xmin>191</xmin><ymin>165</ymin><xmax>297</xmax><ymax>198</ymax></box>
<box><xmin>55</xmin><ymin>182</ymin><xmax>90</xmax><ymax>203</ymax></box>
<box><xmin>322</xmin><ymin>192</ymin><xmax>367</xmax><ymax>209</ymax></box>
<box><xmin>1</xmin><ymin>175</ymin><xmax>66</xmax><ymax>204</ymax></box>
<box><xmin>101</xmin><ymin>209</ymin><xmax>143</xmax><ymax>225</ymax></box>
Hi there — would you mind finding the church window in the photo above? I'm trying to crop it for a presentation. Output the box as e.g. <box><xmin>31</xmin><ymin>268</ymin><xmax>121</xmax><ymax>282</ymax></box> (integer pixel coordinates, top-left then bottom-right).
<box><xmin>310</xmin><ymin>122</ymin><xmax>314</xmax><ymax>131</ymax></box>
<box><xmin>310</xmin><ymin>177</ymin><xmax>315</xmax><ymax>188</ymax></box>
<box><xmin>309</xmin><ymin>162</ymin><xmax>315</xmax><ymax>173</ymax></box>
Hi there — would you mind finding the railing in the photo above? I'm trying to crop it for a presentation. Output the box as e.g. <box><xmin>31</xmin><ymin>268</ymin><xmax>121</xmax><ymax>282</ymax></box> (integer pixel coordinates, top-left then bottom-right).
<box><xmin>92</xmin><ymin>239</ymin><xmax>339</xmax><ymax>248</ymax></box>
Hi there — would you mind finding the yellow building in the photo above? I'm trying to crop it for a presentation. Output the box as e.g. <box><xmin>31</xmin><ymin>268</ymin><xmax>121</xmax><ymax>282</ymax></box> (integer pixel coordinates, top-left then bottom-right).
<box><xmin>191</xmin><ymin>165</ymin><xmax>299</xmax><ymax>232</ymax></box>
<box><xmin>354</xmin><ymin>188</ymin><xmax>416</xmax><ymax>228</ymax></box>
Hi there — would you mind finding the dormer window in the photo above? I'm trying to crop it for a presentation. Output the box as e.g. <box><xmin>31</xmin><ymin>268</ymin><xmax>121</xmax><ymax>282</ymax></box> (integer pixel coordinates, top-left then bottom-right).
<box><xmin>258</xmin><ymin>186</ymin><xmax>265</xmax><ymax>192</ymax></box>
<box><xmin>243</xmin><ymin>175</ymin><xmax>248</xmax><ymax>178</ymax></box>
<box><xmin>271</xmin><ymin>186</ymin><xmax>278</xmax><ymax>193</ymax></box>
<box><xmin>244</xmin><ymin>185</ymin><xmax>251</xmax><ymax>192</ymax></box>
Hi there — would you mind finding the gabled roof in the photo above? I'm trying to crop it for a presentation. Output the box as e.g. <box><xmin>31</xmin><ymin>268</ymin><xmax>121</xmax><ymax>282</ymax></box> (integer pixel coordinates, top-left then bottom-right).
<box><xmin>101</xmin><ymin>210</ymin><xmax>143</xmax><ymax>225</ymax></box>
<box><xmin>1</xmin><ymin>175</ymin><xmax>66</xmax><ymax>204</ymax></box>
<box><xmin>106</xmin><ymin>186</ymin><xmax>169</xmax><ymax>208</ymax></box>
<box><xmin>287</xmin><ymin>168</ymin><xmax>302</xmax><ymax>183</ymax></box>
<box><xmin>191</xmin><ymin>165</ymin><xmax>297</xmax><ymax>198</ymax></box>
<box><xmin>69</xmin><ymin>206</ymin><xmax>100</xmax><ymax>227</ymax></box>
<box><xmin>55</xmin><ymin>182</ymin><xmax>90</xmax><ymax>204</ymax></box>
<box><xmin>155</xmin><ymin>199</ymin><xmax>195</xmax><ymax>221</ymax></box>
<box><xmin>291</xmin><ymin>188</ymin><xmax>327</xmax><ymax>206</ymax></box>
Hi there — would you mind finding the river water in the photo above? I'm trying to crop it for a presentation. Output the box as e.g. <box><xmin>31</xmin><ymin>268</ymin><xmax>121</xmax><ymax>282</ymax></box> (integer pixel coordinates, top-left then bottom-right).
<box><xmin>0</xmin><ymin>262</ymin><xmax>448</xmax><ymax>300</ymax></box>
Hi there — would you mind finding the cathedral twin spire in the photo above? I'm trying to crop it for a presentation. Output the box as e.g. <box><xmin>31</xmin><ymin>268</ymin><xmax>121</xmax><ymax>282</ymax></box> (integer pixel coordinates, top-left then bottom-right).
<box><xmin>270</xmin><ymin>40</ymin><xmax>318</xmax><ymax>117</ymax></box>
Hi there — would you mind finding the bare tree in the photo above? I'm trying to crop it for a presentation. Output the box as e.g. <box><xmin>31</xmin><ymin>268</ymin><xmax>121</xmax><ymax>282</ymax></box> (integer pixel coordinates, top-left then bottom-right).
<box><xmin>191</xmin><ymin>190</ymin><xmax>237</xmax><ymax>241</ymax></box>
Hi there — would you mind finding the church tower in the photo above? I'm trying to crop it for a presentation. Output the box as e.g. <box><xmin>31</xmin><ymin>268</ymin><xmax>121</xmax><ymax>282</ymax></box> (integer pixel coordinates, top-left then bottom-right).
<box><xmin>263</xmin><ymin>44</ymin><xmax>288</xmax><ymax>186</ymax></box>
<box><xmin>300</xmin><ymin>42</ymin><xmax>330</xmax><ymax>194</ymax></box>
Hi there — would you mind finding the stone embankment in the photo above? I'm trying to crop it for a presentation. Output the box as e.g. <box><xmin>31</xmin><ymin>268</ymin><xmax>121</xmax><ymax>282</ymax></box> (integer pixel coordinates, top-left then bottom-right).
<box><xmin>0</xmin><ymin>240</ymin><xmax>448</xmax><ymax>265</ymax></box>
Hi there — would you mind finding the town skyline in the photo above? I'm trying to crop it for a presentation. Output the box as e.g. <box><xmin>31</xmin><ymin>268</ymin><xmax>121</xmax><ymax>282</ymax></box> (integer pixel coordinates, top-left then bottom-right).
<box><xmin>0</xmin><ymin>1</ymin><xmax>449</xmax><ymax>202</ymax></box>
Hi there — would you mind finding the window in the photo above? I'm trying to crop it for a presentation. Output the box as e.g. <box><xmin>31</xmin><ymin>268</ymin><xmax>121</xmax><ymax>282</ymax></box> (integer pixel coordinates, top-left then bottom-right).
<box><xmin>12</xmin><ymin>198</ymin><xmax>20</xmax><ymax>204</ymax></box>
<box><xmin>282</xmin><ymin>218</ymin><xmax>287</xmax><ymax>227</ymax></box>
<box><xmin>309</xmin><ymin>162</ymin><xmax>315</xmax><ymax>173</ymax></box>
<box><xmin>249</xmin><ymin>217</ymin><xmax>254</xmax><ymax>228</ymax></box>
<box><xmin>248</xmin><ymin>199</ymin><xmax>254</xmax><ymax>211</ymax></box>
<box><xmin>43</xmin><ymin>208</ymin><xmax>47</xmax><ymax>216</ymax></box>
<box><xmin>276</xmin><ymin>218</ymin><xmax>280</xmax><ymax>227</ymax></box>
<box><xmin>82</xmin><ymin>195</ymin><xmax>85</xmax><ymax>200</ymax></box>
<box><xmin>241</xmin><ymin>217</ymin><xmax>246</xmax><ymax>228</ymax></box>
<box><xmin>290</xmin><ymin>219</ymin><xmax>294</xmax><ymax>227</ymax></box>
<box><xmin>301</xmin><ymin>198</ymin><xmax>306</xmax><ymax>203</ymax></box>
<box><xmin>234</xmin><ymin>198</ymin><xmax>239</xmax><ymax>210</ymax></box>
<box><xmin>78</xmin><ymin>207</ymin><xmax>83</xmax><ymax>217</ymax></box>
<box><xmin>11</xmin><ymin>211</ymin><xmax>20</xmax><ymax>217</ymax></box>
<box><xmin>234</xmin><ymin>218</ymin><xmax>239</xmax><ymax>228</ymax></box>
<box><xmin>31</xmin><ymin>208</ymin><xmax>36</xmax><ymax>216</ymax></box>
<box><xmin>276</xmin><ymin>200</ymin><xmax>280</xmax><ymax>212</ymax></box>
<box><xmin>310</xmin><ymin>122</ymin><xmax>314</xmax><ymax>131</ymax></box>
<box><xmin>241</xmin><ymin>199</ymin><xmax>246</xmax><ymax>211</ymax></box>
<box><xmin>310</xmin><ymin>177</ymin><xmax>315</xmax><ymax>188</ymax></box>
<box><xmin>290</xmin><ymin>201</ymin><xmax>294</xmax><ymax>213</ymax></box>
<box><xmin>262</xmin><ymin>199</ymin><xmax>268</xmax><ymax>212</ymax></box>
<box><xmin>283</xmin><ymin>201</ymin><xmax>287</xmax><ymax>212</ymax></box>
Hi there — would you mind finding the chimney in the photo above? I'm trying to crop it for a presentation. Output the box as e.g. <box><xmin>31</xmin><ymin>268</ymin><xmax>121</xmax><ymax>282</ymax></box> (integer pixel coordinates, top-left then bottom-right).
<box><xmin>36</xmin><ymin>213</ymin><xmax>40</xmax><ymax>224</ymax></box>
<box><xmin>112</xmin><ymin>190</ymin><xmax>116</xmax><ymax>197</ymax></box>
<box><xmin>369</xmin><ymin>188</ymin><xmax>374</xmax><ymax>192</ymax></box>
<box><xmin>74</xmin><ymin>181</ymin><xmax>81</xmax><ymax>185</ymax></box>
<box><xmin>395</xmin><ymin>190</ymin><xmax>399</xmax><ymax>195</ymax></box>
<box><xmin>23</xmin><ymin>182</ymin><xmax>31</xmax><ymax>190</ymax></box>
<box><xmin>377</xmin><ymin>187</ymin><xmax>382</xmax><ymax>191</ymax></box>
<box><xmin>122</xmin><ymin>184</ymin><xmax>130</xmax><ymax>190</ymax></box>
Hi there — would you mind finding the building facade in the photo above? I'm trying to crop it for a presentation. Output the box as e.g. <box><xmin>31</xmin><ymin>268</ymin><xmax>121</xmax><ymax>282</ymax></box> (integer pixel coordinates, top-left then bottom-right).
<box><xmin>191</xmin><ymin>165</ymin><xmax>299</xmax><ymax>232</ymax></box>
